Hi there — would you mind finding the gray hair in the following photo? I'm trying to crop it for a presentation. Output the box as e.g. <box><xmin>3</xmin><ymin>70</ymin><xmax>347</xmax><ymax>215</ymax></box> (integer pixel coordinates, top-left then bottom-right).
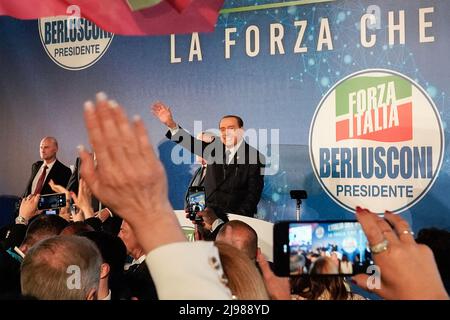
<box><xmin>21</xmin><ymin>235</ymin><xmax>102</xmax><ymax>300</ymax></box>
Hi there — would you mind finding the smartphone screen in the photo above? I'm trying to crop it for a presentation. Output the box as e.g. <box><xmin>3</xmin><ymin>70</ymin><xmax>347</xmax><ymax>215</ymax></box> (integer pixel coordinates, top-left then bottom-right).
<box><xmin>38</xmin><ymin>193</ymin><xmax>66</xmax><ymax>210</ymax></box>
<box><xmin>273</xmin><ymin>221</ymin><xmax>373</xmax><ymax>276</ymax></box>
<box><xmin>187</xmin><ymin>187</ymin><xmax>206</xmax><ymax>221</ymax></box>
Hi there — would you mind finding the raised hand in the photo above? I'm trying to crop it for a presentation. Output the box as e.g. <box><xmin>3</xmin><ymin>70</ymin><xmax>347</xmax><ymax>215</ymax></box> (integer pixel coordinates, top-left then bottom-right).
<box><xmin>70</xmin><ymin>178</ymin><xmax>94</xmax><ymax>219</ymax></box>
<box><xmin>256</xmin><ymin>251</ymin><xmax>291</xmax><ymax>300</ymax></box>
<box><xmin>79</xmin><ymin>92</ymin><xmax>186</xmax><ymax>253</ymax></box>
<box><xmin>49</xmin><ymin>179</ymin><xmax>71</xmax><ymax>210</ymax></box>
<box><xmin>151</xmin><ymin>101</ymin><xmax>177</xmax><ymax>129</ymax></box>
<box><xmin>49</xmin><ymin>179</ymin><xmax>70</xmax><ymax>201</ymax></box>
<box><xmin>352</xmin><ymin>207</ymin><xmax>448</xmax><ymax>300</ymax></box>
<box><xmin>18</xmin><ymin>194</ymin><xmax>40</xmax><ymax>222</ymax></box>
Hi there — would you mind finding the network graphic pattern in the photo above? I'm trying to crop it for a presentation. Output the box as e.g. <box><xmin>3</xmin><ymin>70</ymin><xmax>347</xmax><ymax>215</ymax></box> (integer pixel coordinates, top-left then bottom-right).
<box><xmin>217</xmin><ymin>1</ymin><xmax>450</xmax><ymax>221</ymax></box>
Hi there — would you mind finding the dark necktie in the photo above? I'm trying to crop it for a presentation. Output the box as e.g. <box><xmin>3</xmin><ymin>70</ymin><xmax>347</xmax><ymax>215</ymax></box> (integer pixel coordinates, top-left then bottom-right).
<box><xmin>225</xmin><ymin>150</ymin><xmax>232</xmax><ymax>165</ymax></box>
<box><xmin>34</xmin><ymin>165</ymin><xmax>48</xmax><ymax>195</ymax></box>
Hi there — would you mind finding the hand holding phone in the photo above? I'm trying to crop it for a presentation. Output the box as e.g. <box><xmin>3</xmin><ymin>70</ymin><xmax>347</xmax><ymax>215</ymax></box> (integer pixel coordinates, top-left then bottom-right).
<box><xmin>187</xmin><ymin>186</ymin><xmax>206</xmax><ymax>222</ymax></box>
<box><xmin>38</xmin><ymin>193</ymin><xmax>67</xmax><ymax>210</ymax></box>
<box><xmin>273</xmin><ymin>220</ymin><xmax>373</xmax><ymax>277</ymax></box>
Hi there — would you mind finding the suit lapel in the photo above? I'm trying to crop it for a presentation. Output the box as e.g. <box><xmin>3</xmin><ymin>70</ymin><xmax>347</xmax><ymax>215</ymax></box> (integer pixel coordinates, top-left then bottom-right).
<box><xmin>43</xmin><ymin>160</ymin><xmax>58</xmax><ymax>187</ymax></box>
<box><xmin>25</xmin><ymin>161</ymin><xmax>43</xmax><ymax>196</ymax></box>
<box><xmin>191</xmin><ymin>166</ymin><xmax>203</xmax><ymax>186</ymax></box>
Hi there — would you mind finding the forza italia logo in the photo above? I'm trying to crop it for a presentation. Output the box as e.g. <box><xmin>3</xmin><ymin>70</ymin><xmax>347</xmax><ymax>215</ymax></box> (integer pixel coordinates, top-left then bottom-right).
<box><xmin>309</xmin><ymin>69</ymin><xmax>444</xmax><ymax>214</ymax></box>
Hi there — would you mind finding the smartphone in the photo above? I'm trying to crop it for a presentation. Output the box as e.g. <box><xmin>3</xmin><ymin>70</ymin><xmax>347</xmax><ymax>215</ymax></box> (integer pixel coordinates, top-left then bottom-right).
<box><xmin>38</xmin><ymin>193</ymin><xmax>66</xmax><ymax>210</ymax></box>
<box><xmin>273</xmin><ymin>221</ymin><xmax>373</xmax><ymax>277</ymax></box>
<box><xmin>187</xmin><ymin>186</ymin><xmax>206</xmax><ymax>221</ymax></box>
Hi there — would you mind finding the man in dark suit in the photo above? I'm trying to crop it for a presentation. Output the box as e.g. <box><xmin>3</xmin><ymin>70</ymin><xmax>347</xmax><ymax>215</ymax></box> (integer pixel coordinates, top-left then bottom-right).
<box><xmin>152</xmin><ymin>102</ymin><xmax>265</xmax><ymax>217</ymax></box>
<box><xmin>183</xmin><ymin>131</ymin><xmax>215</xmax><ymax>208</ymax></box>
<box><xmin>118</xmin><ymin>220</ymin><xmax>158</xmax><ymax>300</ymax></box>
<box><xmin>23</xmin><ymin>137</ymin><xmax>72</xmax><ymax>197</ymax></box>
<box><xmin>67</xmin><ymin>156</ymin><xmax>122</xmax><ymax>236</ymax></box>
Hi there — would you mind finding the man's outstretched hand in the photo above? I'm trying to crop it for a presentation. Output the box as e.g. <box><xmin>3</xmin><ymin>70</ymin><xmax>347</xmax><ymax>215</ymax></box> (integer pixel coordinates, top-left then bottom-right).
<box><xmin>151</xmin><ymin>101</ymin><xmax>177</xmax><ymax>129</ymax></box>
<box><xmin>79</xmin><ymin>92</ymin><xmax>186</xmax><ymax>252</ymax></box>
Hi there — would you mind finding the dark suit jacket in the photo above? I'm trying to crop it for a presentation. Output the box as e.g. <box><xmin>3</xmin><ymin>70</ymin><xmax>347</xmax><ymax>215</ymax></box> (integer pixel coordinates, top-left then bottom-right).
<box><xmin>66</xmin><ymin>157</ymin><xmax>122</xmax><ymax>235</ymax></box>
<box><xmin>66</xmin><ymin>157</ymin><xmax>81</xmax><ymax>195</ymax></box>
<box><xmin>0</xmin><ymin>248</ymin><xmax>21</xmax><ymax>297</ymax></box>
<box><xmin>23</xmin><ymin>159</ymin><xmax>72</xmax><ymax>197</ymax></box>
<box><xmin>167</xmin><ymin>127</ymin><xmax>265</xmax><ymax>217</ymax></box>
<box><xmin>183</xmin><ymin>165</ymin><xmax>205</xmax><ymax>208</ymax></box>
<box><xmin>124</xmin><ymin>261</ymin><xmax>158</xmax><ymax>300</ymax></box>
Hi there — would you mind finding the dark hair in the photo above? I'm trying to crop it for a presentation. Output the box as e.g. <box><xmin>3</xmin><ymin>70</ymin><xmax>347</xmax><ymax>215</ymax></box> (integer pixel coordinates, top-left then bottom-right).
<box><xmin>293</xmin><ymin>276</ymin><xmax>350</xmax><ymax>300</ymax></box>
<box><xmin>292</xmin><ymin>257</ymin><xmax>349</xmax><ymax>300</ymax></box>
<box><xmin>80</xmin><ymin>231</ymin><xmax>127</xmax><ymax>274</ymax></box>
<box><xmin>80</xmin><ymin>231</ymin><xmax>128</xmax><ymax>299</ymax></box>
<box><xmin>61</xmin><ymin>222</ymin><xmax>95</xmax><ymax>235</ymax></box>
<box><xmin>416</xmin><ymin>228</ymin><xmax>450</xmax><ymax>291</ymax></box>
<box><xmin>22</xmin><ymin>214</ymin><xmax>69</xmax><ymax>247</ymax></box>
<box><xmin>220</xmin><ymin>115</ymin><xmax>244</xmax><ymax>128</ymax></box>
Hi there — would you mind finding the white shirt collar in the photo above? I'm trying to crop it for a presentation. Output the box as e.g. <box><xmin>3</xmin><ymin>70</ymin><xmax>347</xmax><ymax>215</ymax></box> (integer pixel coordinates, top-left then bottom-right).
<box><xmin>132</xmin><ymin>254</ymin><xmax>146</xmax><ymax>266</ymax></box>
<box><xmin>31</xmin><ymin>159</ymin><xmax>57</xmax><ymax>194</ymax></box>
<box><xmin>42</xmin><ymin>159</ymin><xmax>57</xmax><ymax>171</ymax></box>
<box><xmin>100</xmin><ymin>290</ymin><xmax>111</xmax><ymax>300</ymax></box>
<box><xmin>225</xmin><ymin>139</ymin><xmax>244</xmax><ymax>163</ymax></box>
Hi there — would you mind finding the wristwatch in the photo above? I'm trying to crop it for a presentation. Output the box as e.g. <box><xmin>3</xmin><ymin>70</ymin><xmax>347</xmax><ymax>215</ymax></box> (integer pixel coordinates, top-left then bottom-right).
<box><xmin>15</xmin><ymin>215</ymin><xmax>28</xmax><ymax>225</ymax></box>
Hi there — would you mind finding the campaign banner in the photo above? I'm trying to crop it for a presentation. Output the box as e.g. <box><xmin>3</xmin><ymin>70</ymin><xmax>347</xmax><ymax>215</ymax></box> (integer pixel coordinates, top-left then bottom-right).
<box><xmin>0</xmin><ymin>0</ymin><xmax>449</xmax><ymax>232</ymax></box>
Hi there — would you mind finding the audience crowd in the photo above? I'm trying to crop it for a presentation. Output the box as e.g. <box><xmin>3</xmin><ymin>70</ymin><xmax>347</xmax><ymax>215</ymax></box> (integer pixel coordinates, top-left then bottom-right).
<box><xmin>0</xmin><ymin>92</ymin><xmax>448</xmax><ymax>300</ymax></box>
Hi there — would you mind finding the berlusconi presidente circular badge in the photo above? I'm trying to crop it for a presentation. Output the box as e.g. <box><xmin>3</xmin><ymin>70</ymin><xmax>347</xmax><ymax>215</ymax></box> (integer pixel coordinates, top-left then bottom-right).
<box><xmin>38</xmin><ymin>16</ymin><xmax>113</xmax><ymax>70</ymax></box>
<box><xmin>309</xmin><ymin>69</ymin><xmax>444</xmax><ymax>214</ymax></box>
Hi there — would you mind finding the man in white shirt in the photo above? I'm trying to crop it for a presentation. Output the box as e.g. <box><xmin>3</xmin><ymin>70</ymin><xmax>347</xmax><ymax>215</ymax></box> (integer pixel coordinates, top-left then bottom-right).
<box><xmin>22</xmin><ymin>137</ymin><xmax>72</xmax><ymax>197</ymax></box>
<box><xmin>119</xmin><ymin>220</ymin><xmax>158</xmax><ymax>299</ymax></box>
<box><xmin>152</xmin><ymin>102</ymin><xmax>265</xmax><ymax>217</ymax></box>
<box><xmin>79</xmin><ymin>92</ymin><xmax>231</xmax><ymax>300</ymax></box>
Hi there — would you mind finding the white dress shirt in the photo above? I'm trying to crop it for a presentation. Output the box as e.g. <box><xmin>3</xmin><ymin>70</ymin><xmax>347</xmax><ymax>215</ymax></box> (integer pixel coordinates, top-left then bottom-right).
<box><xmin>31</xmin><ymin>159</ymin><xmax>56</xmax><ymax>194</ymax></box>
<box><xmin>224</xmin><ymin>139</ymin><xmax>244</xmax><ymax>164</ymax></box>
<box><xmin>100</xmin><ymin>290</ymin><xmax>111</xmax><ymax>300</ymax></box>
<box><xmin>130</xmin><ymin>255</ymin><xmax>146</xmax><ymax>267</ymax></box>
<box><xmin>125</xmin><ymin>254</ymin><xmax>146</xmax><ymax>271</ymax></box>
<box><xmin>211</xmin><ymin>218</ymin><xmax>224</xmax><ymax>231</ymax></box>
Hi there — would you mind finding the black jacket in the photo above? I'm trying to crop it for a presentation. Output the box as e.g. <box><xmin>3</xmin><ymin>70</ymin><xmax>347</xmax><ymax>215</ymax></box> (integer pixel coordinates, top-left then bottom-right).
<box><xmin>66</xmin><ymin>157</ymin><xmax>81</xmax><ymax>195</ymax></box>
<box><xmin>23</xmin><ymin>159</ymin><xmax>72</xmax><ymax>197</ymax></box>
<box><xmin>124</xmin><ymin>261</ymin><xmax>158</xmax><ymax>300</ymax></box>
<box><xmin>167</xmin><ymin>127</ymin><xmax>265</xmax><ymax>217</ymax></box>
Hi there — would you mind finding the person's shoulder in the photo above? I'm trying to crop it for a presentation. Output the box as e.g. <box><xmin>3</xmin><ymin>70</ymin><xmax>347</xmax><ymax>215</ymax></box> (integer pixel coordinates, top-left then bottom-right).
<box><xmin>32</xmin><ymin>160</ymin><xmax>43</xmax><ymax>167</ymax></box>
<box><xmin>55</xmin><ymin>159</ymin><xmax>71</xmax><ymax>170</ymax></box>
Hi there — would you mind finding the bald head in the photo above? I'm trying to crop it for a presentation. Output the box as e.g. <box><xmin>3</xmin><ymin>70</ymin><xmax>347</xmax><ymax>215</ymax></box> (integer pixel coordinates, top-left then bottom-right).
<box><xmin>216</xmin><ymin>220</ymin><xmax>258</xmax><ymax>261</ymax></box>
<box><xmin>40</xmin><ymin>137</ymin><xmax>58</xmax><ymax>163</ymax></box>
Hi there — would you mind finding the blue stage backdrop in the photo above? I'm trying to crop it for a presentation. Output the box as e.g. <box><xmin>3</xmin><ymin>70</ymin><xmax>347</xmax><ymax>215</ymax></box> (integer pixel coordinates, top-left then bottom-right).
<box><xmin>1</xmin><ymin>0</ymin><xmax>449</xmax><ymax>233</ymax></box>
